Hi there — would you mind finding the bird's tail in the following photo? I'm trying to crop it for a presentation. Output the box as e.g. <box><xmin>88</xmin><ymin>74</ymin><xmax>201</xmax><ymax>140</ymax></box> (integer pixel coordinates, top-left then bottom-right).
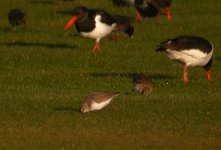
<box><xmin>114</xmin><ymin>92</ymin><xmax>120</xmax><ymax>96</ymax></box>
<box><xmin>113</xmin><ymin>15</ymin><xmax>134</xmax><ymax>37</ymax></box>
<box><xmin>111</xmin><ymin>92</ymin><xmax>120</xmax><ymax>99</ymax></box>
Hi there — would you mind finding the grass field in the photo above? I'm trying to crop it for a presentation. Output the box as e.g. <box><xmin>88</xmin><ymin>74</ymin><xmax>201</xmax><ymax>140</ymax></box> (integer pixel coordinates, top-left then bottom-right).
<box><xmin>0</xmin><ymin>0</ymin><xmax>221</xmax><ymax>149</ymax></box>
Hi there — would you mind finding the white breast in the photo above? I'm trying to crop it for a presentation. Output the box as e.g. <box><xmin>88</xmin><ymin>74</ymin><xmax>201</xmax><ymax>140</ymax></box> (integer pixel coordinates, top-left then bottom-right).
<box><xmin>90</xmin><ymin>98</ymin><xmax>112</xmax><ymax>111</ymax></box>
<box><xmin>80</xmin><ymin>15</ymin><xmax>116</xmax><ymax>42</ymax></box>
<box><xmin>167</xmin><ymin>48</ymin><xmax>213</xmax><ymax>67</ymax></box>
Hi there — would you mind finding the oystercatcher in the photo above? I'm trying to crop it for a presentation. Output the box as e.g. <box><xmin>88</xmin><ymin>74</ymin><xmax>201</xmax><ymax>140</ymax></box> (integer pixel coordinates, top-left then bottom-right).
<box><xmin>156</xmin><ymin>35</ymin><xmax>213</xmax><ymax>83</ymax></box>
<box><xmin>64</xmin><ymin>6</ymin><xmax>117</xmax><ymax>52</ymax></box>
<box><xmin>80</xmin><ymin>92</ymin><xmax>119</xmax><ymax>113</ymax></box>
<box><xmin>111</xmin><ymin>0</ymin><xmax>171</xmax><ymax>21</ymax></box>
<box><xmin>135</xmin><ymin>0</ymin><xmax>172</xmax><ymax>21</ymax></box>
<box><xmin>8</xmin><ymin>8</ymin><xmax>26</xmax><ymax>30</ymax></box>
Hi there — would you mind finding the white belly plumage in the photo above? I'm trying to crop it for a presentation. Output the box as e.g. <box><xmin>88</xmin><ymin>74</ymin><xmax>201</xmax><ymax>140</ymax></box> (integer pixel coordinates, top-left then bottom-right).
<box><xmin>90</xmin><ymin>98</ymin><xmax>112</xmax><ymax>111</ymax></box>
<box><xmin>167</xmin><ymin>48</ymin><xmax>213</xmax><ymax>67</ymax></box>
<box><xmin>80</xmin><ymin>15</ymin><xmax>116</xmax><ymax>42</ymax></box>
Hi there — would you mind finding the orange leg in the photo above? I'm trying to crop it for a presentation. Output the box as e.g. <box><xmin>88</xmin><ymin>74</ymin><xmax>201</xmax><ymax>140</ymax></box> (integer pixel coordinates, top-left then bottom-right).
<box><xmin>135</xmin><ymin>11</ymin><xmax>142</xmax><ymax>21</ymax></box>
<box><xmin>206</xmin><ymin>69</ymin><xmax>211</xmax><ymax>81</ymax></box>
<box><xmin>183</xmin><ymin>64</ymin><xmax>188</xmax><ymax>83</ymax></box>
<box><xmin>92</xmin><ymin>41</ymin><xmax>101</xmax><ymax>53</ymax></box>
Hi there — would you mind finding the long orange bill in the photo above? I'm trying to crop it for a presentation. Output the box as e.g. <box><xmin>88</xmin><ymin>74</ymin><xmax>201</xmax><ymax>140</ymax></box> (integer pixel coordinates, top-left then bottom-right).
<box><xmin>206</xmin><ymin>69</ymin><xmax>211</xmax><ymax>81</ymax></box>
<box><xmin>64</xmin><ymin>16</ymin><xmax>78</xmax><ymax>30</ymax></box>
<box><xmin>165</xmin><ymin>7</ymin><xmax>171</xmax><ymax>20</ymax></box>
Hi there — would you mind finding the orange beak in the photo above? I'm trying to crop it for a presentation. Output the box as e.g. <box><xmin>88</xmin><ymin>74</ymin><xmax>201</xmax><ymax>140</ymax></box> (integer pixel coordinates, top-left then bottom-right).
<box><xmin>165</xmin><ymin>7</ymin><xmax>171</xmax><ymax>20</ymax></box>
<box><xmin>64</xmin><ymin>16</ymin><xmax>78</xmax><ymax>30</ymax></box>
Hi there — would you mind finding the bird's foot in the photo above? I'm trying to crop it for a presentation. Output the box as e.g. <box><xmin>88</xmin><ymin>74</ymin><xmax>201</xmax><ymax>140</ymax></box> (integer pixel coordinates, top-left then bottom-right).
<box><xmin>205</xmin><ymin>70</ymin><xmax>211</xmax><ymax>81</ymax></box>
<box><xmin>183</xmin><ymin>77</ymin><xmax>188</xmax><ymax>83</ymax></box>
<box><xmin>183</xmin><ymin>64</ymin><xmax>188</xmax><ymax>83</ymax></box>
<box><xmin>135</xmin><ymin>11</ymin><xmax>142</xmax><ymax>21</ymax></box>
<box><xmin>92</xmin><ymin>42</ymin><xmax>101</xmax><ymax>53</ymax></box>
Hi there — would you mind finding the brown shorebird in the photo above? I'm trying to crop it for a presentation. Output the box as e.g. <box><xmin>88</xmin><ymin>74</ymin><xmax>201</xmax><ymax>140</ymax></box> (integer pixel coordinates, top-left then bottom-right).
<box><xmin>132</xmin><ymin>74</ymin><xmax>153</xmax><ymax>96</ymax></box>
<box><xmin>80</xmin><ymin>92</ymin><xmax>119</xmax><ymax>113</ymax></box>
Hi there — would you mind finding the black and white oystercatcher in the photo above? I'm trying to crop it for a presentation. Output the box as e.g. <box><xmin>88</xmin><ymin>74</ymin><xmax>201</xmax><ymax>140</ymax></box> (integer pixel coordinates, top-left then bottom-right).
<box><xmin>135</xmin><ymin>0</ymin><xmax>172</xmax><ymax>21</ymax></box>
<box><xmin>8</xmin><ymin>8</ymin><xmax>26</xmax><ymax>30</ymax></box>
<box><xmin>64</xmin><ymin>6</ymin><xmax>117</xmax><ymax>52</ymax></box>
<box><xmin>111</xmin><ymin>0</ymin><xmax>172</xmax><ymax>21</ymax></box>
<box><xmin>156</xmin><ymin>35</ymin><xmax>213</xmax><ymax>83</ymax></box>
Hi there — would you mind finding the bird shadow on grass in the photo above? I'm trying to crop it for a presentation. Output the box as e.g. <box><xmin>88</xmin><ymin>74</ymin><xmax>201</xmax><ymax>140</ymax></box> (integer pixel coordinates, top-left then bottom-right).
<box><xmin>29</xmin><ymin>0</ymin><xmax>58</xmax><ymax>5</ymax></box>
<box><xmin>215</xmin><ymin>57</ymin><xmax>221</xmax><ymax>61</ymax></box>
<box><xmin>149</xmin><ymin>73</ymin><xmax>176</xmax><ymax>80</ymax></box>
<box><xmin>88</xmin><ymin>72</ymin><xmax>176</xmax><ymax>80</ymax></box>
<box><xmin>54</xmin><ymin>107</ymin><xmax>79</xmax><ymax>112</ymax></box>
<box><xmin>0</xmin><ymin>27</ymin><xmax>11</xmax><ymax>33</ymax></box>
<box><xmin>29</xmin><ymin>0</ymin><xmax>74</xmax><ymax>5</ymax></box>
<box><xmin>52</xmin><ymin>10</ymin><xmax>72</xmax><ymax>16</ymax></box>
<box><xmin>2</xmin><ymin>41</ymin><xmax>77</xmax><ymax>50</ymax></box>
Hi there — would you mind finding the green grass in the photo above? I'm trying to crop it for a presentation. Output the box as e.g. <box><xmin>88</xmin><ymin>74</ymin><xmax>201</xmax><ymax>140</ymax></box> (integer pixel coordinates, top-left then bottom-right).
<box><xmin>0</xmin><ymin>0</ymin><xmax>221</xmax><ymax>149</ymax></box>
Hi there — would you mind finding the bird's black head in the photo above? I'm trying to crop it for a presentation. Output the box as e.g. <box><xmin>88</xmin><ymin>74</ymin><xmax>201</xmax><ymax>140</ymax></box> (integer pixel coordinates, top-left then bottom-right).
<box><xmin>8</xmin><ymin>8</ymin><xmax>26</xmax><ymax>26</ymax></box>
<box><xmin>64</xmin><ymin>6</ymin><xmax>88</xmax><ymax>30</ymax></box>
<box><xmin>203</xmin><ymin>58</ymin><xmax>213</xmax><ymax>71</ymax></box>
<box><xmin>72</xmin><ymin>6</ymin><xmax>88</xmax><ymax>21</ymax></box>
